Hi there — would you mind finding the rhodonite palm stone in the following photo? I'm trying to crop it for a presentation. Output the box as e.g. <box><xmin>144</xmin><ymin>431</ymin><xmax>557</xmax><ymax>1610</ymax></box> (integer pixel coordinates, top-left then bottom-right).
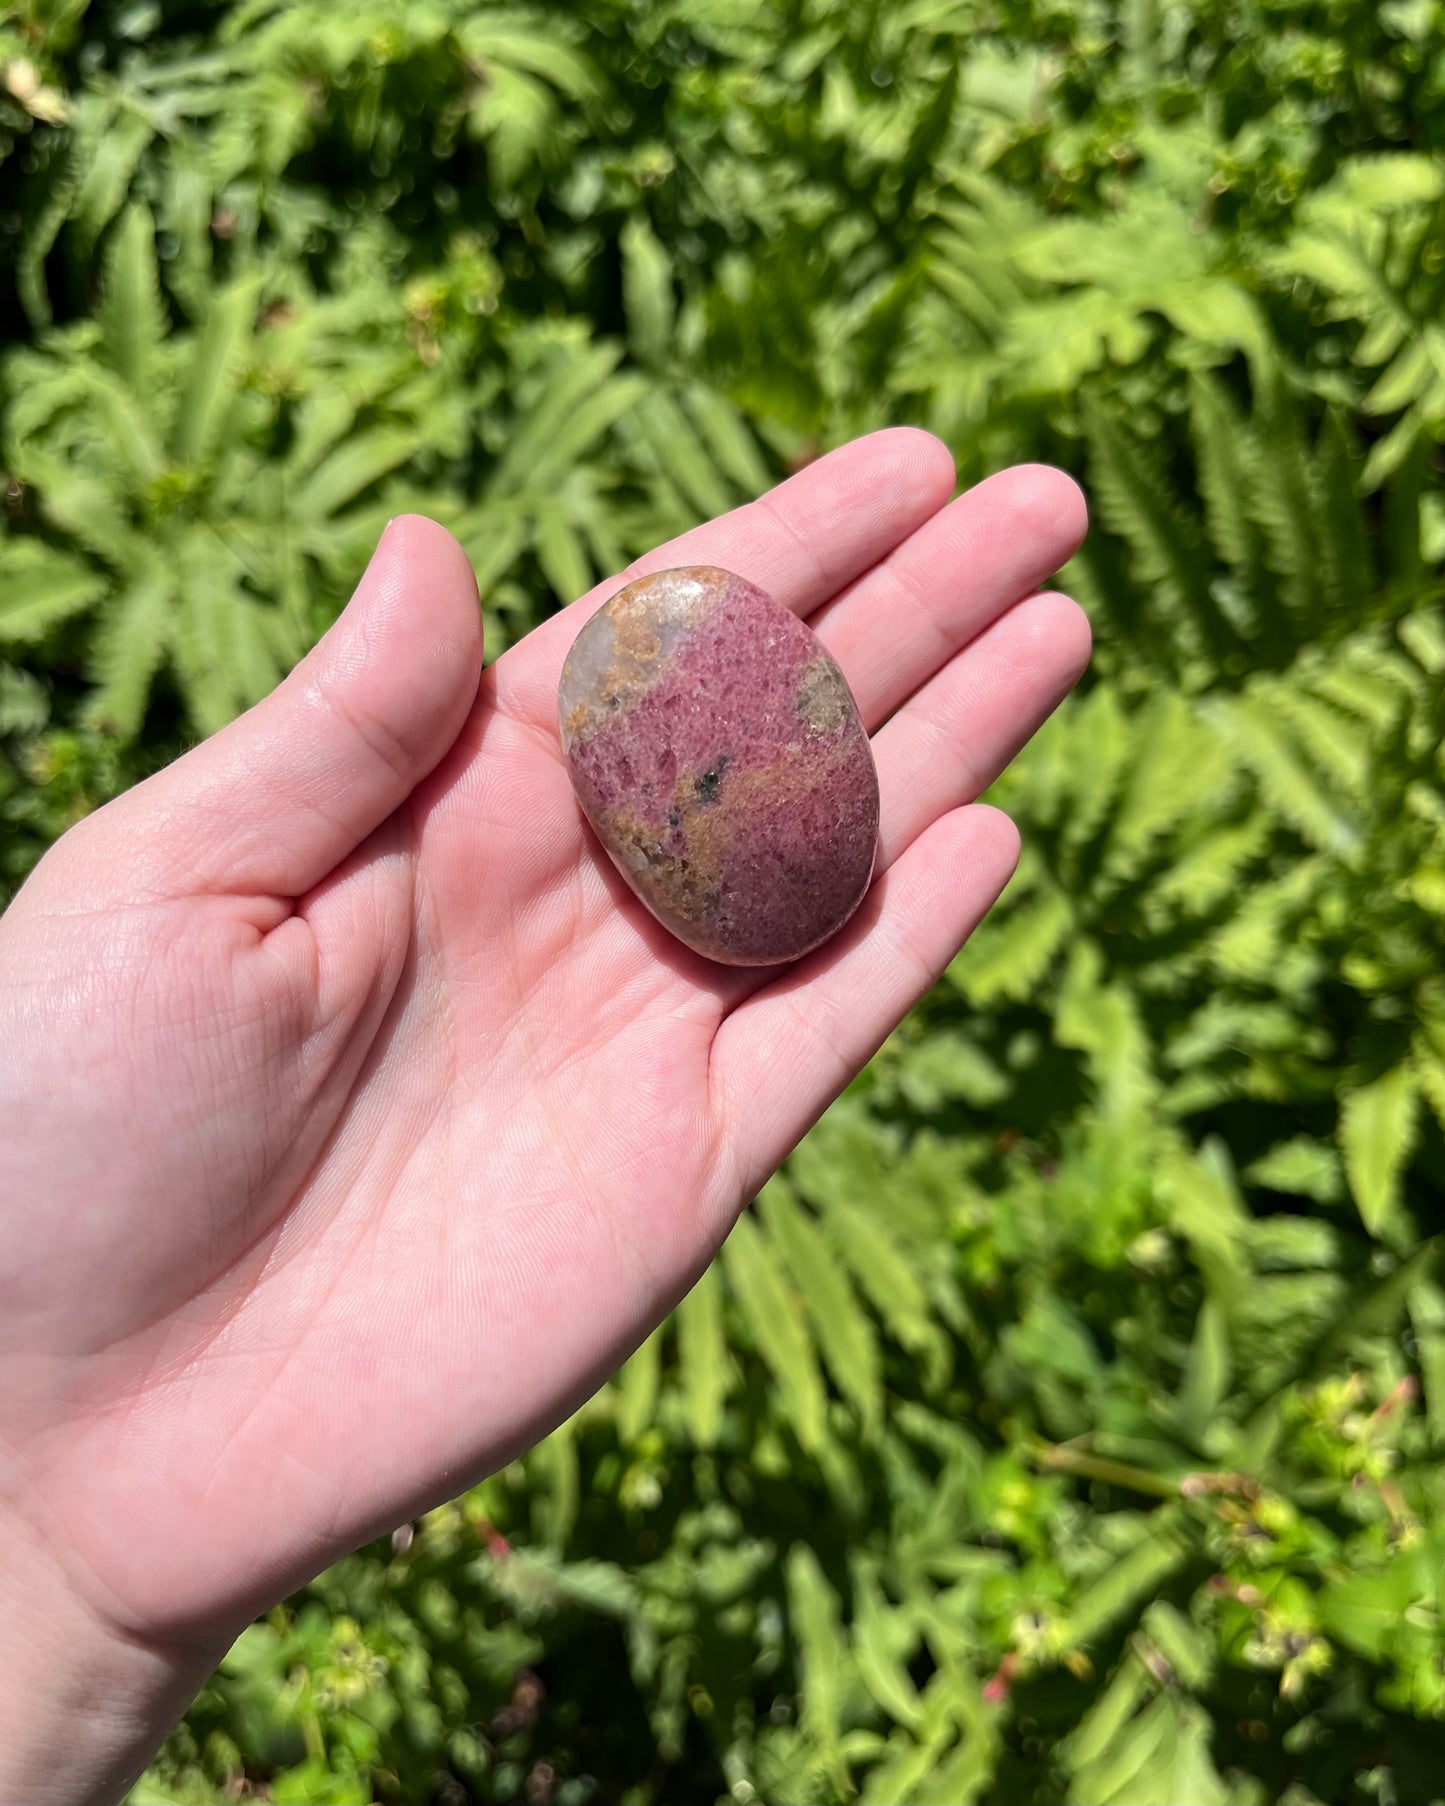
<box><xmin>558</xmin><ymin>565</ymin><xmax>880</xmax><ymax>966</ymax></box>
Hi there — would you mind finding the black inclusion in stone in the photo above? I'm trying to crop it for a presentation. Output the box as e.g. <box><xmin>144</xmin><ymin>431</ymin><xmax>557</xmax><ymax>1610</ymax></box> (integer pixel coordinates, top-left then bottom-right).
<box><xmin>696</xmin><ymin>754</ymin><xmax>730</xmax><ymax>803</ymax></box>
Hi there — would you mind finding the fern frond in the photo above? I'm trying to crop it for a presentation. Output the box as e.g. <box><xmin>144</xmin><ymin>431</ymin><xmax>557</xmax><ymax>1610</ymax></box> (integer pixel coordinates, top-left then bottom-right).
<box><xmin>632</xmin><ymin>389</ymin><xmax>736</xmax><ymax>521</ymax></box>
<box><xmin>620</xmin><ymin>216</ymin><xmax>675</xmax><ymax>370</ymax></box>
<box><xmin>951</xmin><ymin>885</ymin><xmax>1071</xmax><ymax>1006</ymax></box>
<box><xmin>1246</xmin><ymin>376</ymin><xmax>1326</xmax><ymax>638</ymax></box>
<box><xmin>1105</xmin><ymin>693</ymin><xmax>1233</xmax><ymax>881</ymax></box>
<box><xmin>0</xmin><ymin>541</ymin><xmax>106</xmax><ymax>641</ymax></box>
<box><xmin>71</xmin><ymin>103</ymin><xmax>154</xmax><ymax>258</ymax></box>
<box><xmin>489</xmin><ymin>348</ymin><xmax>643</xmax><ymax>498</ymax></box>
<box><xmin>674</xmin><ymin>1261</ymin><xmax>730</xmax><ymax>1448</ymax></box>
<box><xmin>759</xmin><ymin>1179</ymin><xmax>883</xmax><ymax>1438</ymax></box>
<box><xmin>171</xmin><ymin>276</ymin><xmax>259</xmax><ymax>467</ymax></box>
<box><xmin>1225</xmin><ymin>694</ymin><xmax>1360</xmax><ymax>855</ymax></box>
<box><xmin>722</xmin><ymin>1211</ymin><xmax>828</xmax><ymax>1456</ymax></box>
<box><xmin>289</xmin><ymin>427</ymin><xmax>420</xmax><ymax>521</ymax></box>
<box><xmin>1340</xmin><ymin>1065</ymin><xmax>1419</xmax><ymax>1243</ymax></box>
<box><xmin>1315</xmin><ymin>409</ymin><xmax>1373</xmax><ymax>618</ymax></box>
<box><xmin>785</xmin><ymin>1546</ymin><xmax>852</xmax><ymax>1799</ymax></box>
<box><xmin>97</xmin><ymin>202</ymin><xmax>166</xmax><ymax>393</ymax></box>
<box><xmin>613</xmin><ymin>1329</ymin><xmax>661</xmax><ymax>1446</ymax></box>
<box><xmin>681</xmin><ymin>383</ymin><xmax>772</xmax><ymax>495</ymax></box>
<box><xmin>1188</xmin><ymin>370</ymin><xmax>1264</xmax><ymax>617</ymax></box>
<box><xmin>1083</xmin><ymin>396</ymin><xmax>1227</xmax><ymax>666</ymax></box>
<box><xmin>82</xmin><ymin>569</ymin><xmax>172</xmax><ymax>734</ymax></box>
<box><xmin>532</xmin><ymin>499</ymin><xmax>592</xmax><ymax>604</ymax></box>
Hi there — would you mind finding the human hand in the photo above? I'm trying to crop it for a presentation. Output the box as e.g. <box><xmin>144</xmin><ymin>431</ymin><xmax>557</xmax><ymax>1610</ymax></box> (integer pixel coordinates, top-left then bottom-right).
<box><xmin>0</xmin><ymin>429</ymin><xmax>1087</xmax><ymax>1801</ymax></box>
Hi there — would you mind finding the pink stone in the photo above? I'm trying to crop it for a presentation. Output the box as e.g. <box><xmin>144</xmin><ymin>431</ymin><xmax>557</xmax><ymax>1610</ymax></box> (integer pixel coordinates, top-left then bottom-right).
<box><xmin>558</xmin><ymin>566</ymin><xmax>879</xmax><ymax>966</ymax></box>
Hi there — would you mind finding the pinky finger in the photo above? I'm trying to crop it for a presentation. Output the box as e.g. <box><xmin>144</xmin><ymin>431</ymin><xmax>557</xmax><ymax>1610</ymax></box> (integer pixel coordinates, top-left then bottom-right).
<box><xmin>709</xmin><ymin>804</ymin><xmax>1020</xmax><ymax>1205</ymax></box>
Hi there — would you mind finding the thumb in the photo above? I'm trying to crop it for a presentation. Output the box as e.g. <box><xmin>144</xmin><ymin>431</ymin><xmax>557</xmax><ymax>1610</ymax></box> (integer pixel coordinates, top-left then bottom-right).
<box><xmin>87</xmin><ymin>515</ymin><xmax>483</xmax><ymax>900</ymax></box>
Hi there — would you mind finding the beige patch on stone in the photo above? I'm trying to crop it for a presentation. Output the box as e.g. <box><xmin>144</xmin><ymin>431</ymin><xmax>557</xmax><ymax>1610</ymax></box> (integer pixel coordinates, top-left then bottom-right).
<box><xmin>558</xmin><ymin>566</ymin><xmax>732</xmax><ymax>747</ymax></box>
<box><xmin>794</xmin><ymin>655</ymin><xmax>852</xmax><ymax>734</ymax></box>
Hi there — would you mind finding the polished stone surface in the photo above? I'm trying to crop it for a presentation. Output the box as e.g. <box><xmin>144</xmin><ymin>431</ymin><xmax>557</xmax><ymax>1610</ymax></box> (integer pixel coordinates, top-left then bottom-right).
<box><xmin>558</xmin><ymin>566</ymin><xmax>879</xmax><ymax>965</ymax></box>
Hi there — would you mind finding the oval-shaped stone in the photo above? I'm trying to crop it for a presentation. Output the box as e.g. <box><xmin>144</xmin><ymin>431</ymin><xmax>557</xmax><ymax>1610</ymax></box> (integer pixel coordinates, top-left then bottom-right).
<box><xmin>558</xmin><ymin>565</ymin><xmax>879</xmax><ymax>966</ymax></box>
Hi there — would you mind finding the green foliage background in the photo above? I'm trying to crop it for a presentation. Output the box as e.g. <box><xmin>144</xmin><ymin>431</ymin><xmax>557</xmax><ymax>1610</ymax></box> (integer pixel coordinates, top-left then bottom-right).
<box><xmin>4</xmin><ymin>1</ymin><xmax>1445</xmax><ymax>1800</ymax></box>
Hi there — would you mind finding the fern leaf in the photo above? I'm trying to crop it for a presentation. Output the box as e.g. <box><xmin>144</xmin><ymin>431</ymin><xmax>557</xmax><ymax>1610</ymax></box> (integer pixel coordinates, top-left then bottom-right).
<box><xmin>851</xmin><ymin>1567</ymin><xmax>923</xmax><ymax>1730</ymax></box>
<box><xmin>1105</xmin><ymin>692</ymin><xmax>1231</xmax><ymax>880</ymax></box>
<box><xmin>1158</xmin><ymin>279</ymin><xmax>1271</xmax><ymax>368</ymax></box>
<box><xmin>532</xmin><ymin>500</ymin><xmax>592</xmax><ymax>604</ymax></box>
<box><xmin>824</xmin><ymin>1200</ymin><xmax>941</xmax><ymax>1366</ymax></box>
<box><xmin>1315</xmin><ymin>410</ymin><xmax>1373</xmax><ymax>615</ymax></box>
<box><xmin>1188</xmin><ymin>370</ymin><xmax>1263</xmax><ymax>608</ymax></box>
<box><xmin>72</xmin><ymin>104</ymin><xmax>154</xmax><ymax>258</ymax></box>
<box><xmin>580</xmin><ymin>496</ymin><xmax>628</xmax><ymax>580</ymax></box>
<box><xmin>682</xmin><ymin>383</ymin><xmax>771</xmax><ymax>495</ymax></box>
<box><xmin>950</xmin><ymin>885</ymin><xmax>1071</xmax><ymax>1006</ymax></box>
<box><xmin>1245</xmin><ymin>1137</ymin><xmax>1345</xmax><ymax>1205</ymax></box>
<box><xmin>1264</xmin><ymin>683</ymin><xmax>1370</xmax><ymax>801</ymax></box>
<box><xmin>1082</xmin><ymin>396</ymin><xmax>1226</xmax><ymax>663</ymax></box>
<box><xmin>98</xmin><ymin>203</ymin><xmax>167</xmax><ymax>394</ymax></box>
<box><xmin>1364</xmin><ymin>334</ymin><xmax>1434</xmax><ymax>416</ymax></box>
<box><xmin>169</xmin><ymin>556</ymin><xmax>281</xmax><ymax>732</ymax></box>
<box><xmin>458</xmin><ymin>505</ymin><xmax>530</xmax><ymax>601</ymax></box>
<box><xmin>1414</xmin><ymin>1017</ymin><xmax>1445</xmax><ymax>1142</ymax></box>
<box><xmin>1407</xmin><ymin>1279</ymin><xmax>1445</xmax><ymax>1444</ymax></box>
<box><xmin>172</xmin><ymin>277</ymin><xmax>259</xmax><ymax>467</ymax></box>
<box><xmin>1362</xmin><ymin>409</ymin><xmax>1424</xmax><ymax>492</ymax></box>
<box><xmin>1148</xmin><ymin>812</ymin><xmax>1270</xmax><ymax>914</ymax></box>
<box><xmin>621</xmin><ymin>216</ymin><xmax>675</xmax><ymax>369</ymax></box>
<box><xmin>0</xmin><ymin>664</ymin><xmax>48</xmax><ymax>736</ymax></box>
<box><xmin>1319</xmin><ymin>152</ymin><xmax>1445</xmax><ymax>213</ymax></box>
<box><xmin>1054</xmin><ymin>946</ymin><xmax>1156</xmax><ymax>1112</ymax></box>
<box><xmin>1064</xmin><ymin>1648</ymin><xmax>1152</xmax><ymax>1778</ymax></box>
<box><xmin>83</xmin><ymin>569</ymin><xmax>172</xmax><ymax>735</ymax></box>
<box><xmin>1340</xmin><ymin>1064</ymin><xmax>1419</xmax><ymax>1242</ymax></box>
<box><xmin>759</xmin><ymin>1179</ymin><xmax>883</xmax><ymax>1437</ymax></box>
<box><xmin>633</xmin><ymin>389</ymin><xmax>735</xmax><ymax>521</ymax></box>
<box><xmin>1225</xmin><ymin>694</ymin><xmax>1360</xmax><ymax>854</ymax></box>
<box><xmin>512</xmin><ymin>366</ymin><xmax>643</xmax><ymax>494</ymax></box>
<box><xmin>1055</xmin><ymin>686</ymin><xmax>1132</xmax><ymax>853</ymax></box>
<box><xmin>289</xmin><ymin>427</ymin><xmax>419</xmax><ymax>520</ymax></box>
<box><xmin>1247</xmin><ymin>378</ymin><xmax>1327</xmax><ymax>636</ymax></box>
<box><xmin>1059</xmin><ymin>1529</ymin><xmax>1188</xmax><ymax>1649</ymax></box>
<box><xmin>18</xmin><ymin>137</ymin><xmax>81</xmax><ymax>328</ymax></box>
<box><xmin>0</xmin><ymin>543</ymin><xmax>106</xmax><ymax>642</ymax></box>
<box><xmin>1163</xmin><ymin>1140</ymin><xmax>1251</xmax><ymax>1295</ymax></box>
<box><xmin>675</xmin><ymin>1261</ymin><xmax>730</xmax><ymax>1448</ymax></box>
<box><xmin>1173</xmin><ymin>1297</ymin><xmax>1231</xmax><ymax>1449</ymax></box>
<box><xmin>490</xmin><ymin>351</ymin><xmax>645</xmax><ymax>497</ymax></box>
<box><xmin>613</xmin><ymin>1328</ymin><xmax>661</xmax><ymax>1445</ymax></box>
<box><xmin>21</xmin><ymin>465</ymin><xmax>137</xmax><ymax>567</ymax></box>
<box><xmin>73</xmin><ymin>361</ymin><xmax>166</xmax><ymax>487</ymax></box>
<box><xmin>467</xmin><ymin>62</ymin><xmax>556</xmax><ymax>189</ymax></box>
<box><xmin>460</xmin><ymin>18</ymin><xmax>603</xmax><ymax>104</ymax></box>
<box><xmin>529</xmin><ymin>1418</ymin><xmax>579</xmax><ymax>1548</ymax></box>
<box><xmin>785</xmin><ymin>1545</ymin><xmax>853</xmax><ymax>1799</ymax></box>
<box><xmin>722</xmin><ymin>1210</ymin><xmax>828</xmax><ymax>1455</ymax></box>
<box><xmin>1207</xmin><ymin>859</ymin><xmax>1321</xmax><ymax>985</ymax></box>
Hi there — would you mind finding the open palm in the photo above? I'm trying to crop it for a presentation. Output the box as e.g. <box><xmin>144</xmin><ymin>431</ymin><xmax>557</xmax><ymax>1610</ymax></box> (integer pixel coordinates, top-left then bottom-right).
<box><xmin>0</xmin><ymin>430</ymin><xmax>1087</xmax><ymax>1665</ymax></box>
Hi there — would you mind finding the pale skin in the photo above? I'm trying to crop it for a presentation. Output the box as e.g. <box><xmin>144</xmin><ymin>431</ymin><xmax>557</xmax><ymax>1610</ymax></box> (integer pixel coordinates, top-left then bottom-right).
<box><xmin>0</xmin><ymin>430</ymin><xmax>1089</xmax><ymax>1802</ymax></box>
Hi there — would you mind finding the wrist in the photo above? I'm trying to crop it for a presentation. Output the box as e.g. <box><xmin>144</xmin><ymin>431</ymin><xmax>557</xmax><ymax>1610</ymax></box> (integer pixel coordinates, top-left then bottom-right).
<box><xmin>0</xmin><ymin>1504</ymin><xmax>223</xmax><ymax>1806</ymax></box>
